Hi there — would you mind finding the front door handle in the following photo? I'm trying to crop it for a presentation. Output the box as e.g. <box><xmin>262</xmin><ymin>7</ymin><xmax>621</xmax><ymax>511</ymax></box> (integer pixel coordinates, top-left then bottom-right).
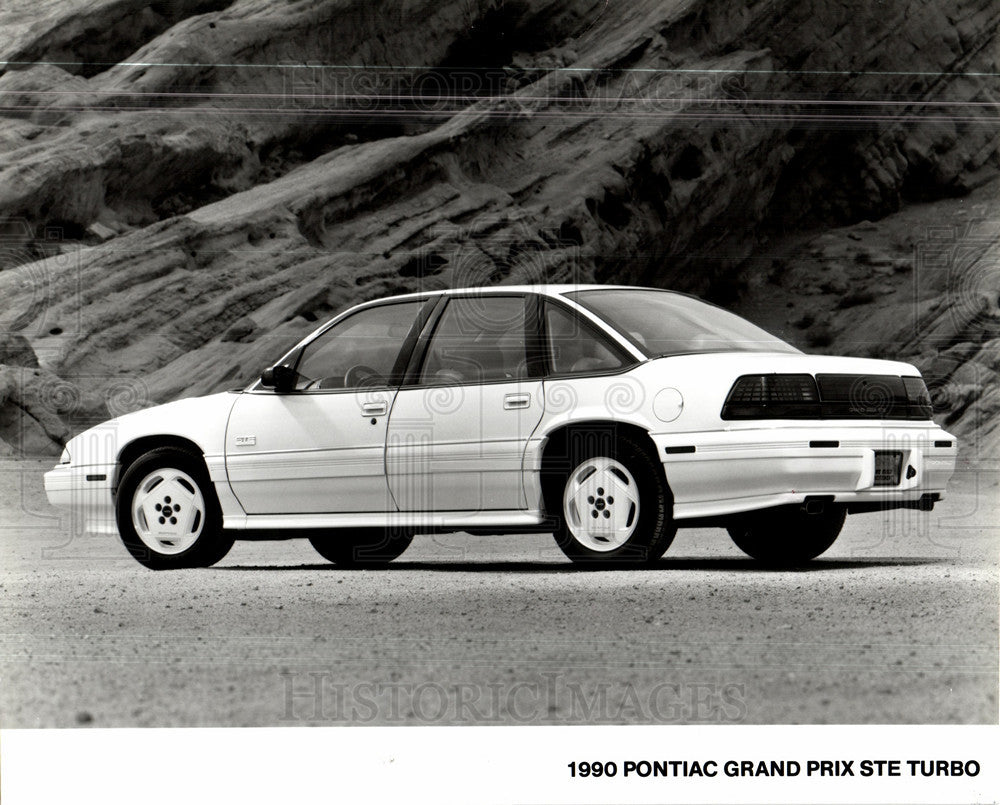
<box><xmin>362</xmin><ymin>401</ymin><xmax>388</xmax><ymax>417</ymax></box>
<box><xmin>504</xmin><ymin>393</ymin><xmax>531</xmax><ymax>410</ymax></box>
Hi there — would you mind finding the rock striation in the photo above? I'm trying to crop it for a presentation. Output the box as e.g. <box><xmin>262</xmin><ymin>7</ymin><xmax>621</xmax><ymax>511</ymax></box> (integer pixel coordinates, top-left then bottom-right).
<box><xmin>0</xmin><ymin>0</ymin><xmax>997</xmax><ymax>456</ymax></box>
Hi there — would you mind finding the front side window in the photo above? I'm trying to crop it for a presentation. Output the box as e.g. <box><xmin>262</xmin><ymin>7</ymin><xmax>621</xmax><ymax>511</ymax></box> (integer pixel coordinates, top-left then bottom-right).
<box><xmin>293</xmin><ymin>300</ymin><xmax>424</xmax><ymax>391</ymax></box>
<box><xmin>419</xmin><ymin>296</ymin><xmax>528</xmax><ymax>385</ymax></box>
<box><xmin>567</xmin><ymin>289</ymin><xmax>799</xmax><ymax>357</ymax></box>
<box><xmin>545</xmin><ymin>302</ymin><xmax>627</xmax><ymax>375</ymax></box>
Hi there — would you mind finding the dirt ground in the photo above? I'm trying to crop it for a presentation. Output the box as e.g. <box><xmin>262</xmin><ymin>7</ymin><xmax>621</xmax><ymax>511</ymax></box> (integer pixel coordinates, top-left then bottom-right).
<box><xmin>1</xmin><ymin>458</ymin><xmax>996</xmax><ymax>727</ymax></box>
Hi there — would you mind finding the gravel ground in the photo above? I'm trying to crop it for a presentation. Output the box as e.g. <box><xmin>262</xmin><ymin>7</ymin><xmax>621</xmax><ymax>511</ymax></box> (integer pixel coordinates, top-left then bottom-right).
<box><xmin>1</xmin><ymin>459</ymin><xmax>996</xmax><ymax>727</ymax></box>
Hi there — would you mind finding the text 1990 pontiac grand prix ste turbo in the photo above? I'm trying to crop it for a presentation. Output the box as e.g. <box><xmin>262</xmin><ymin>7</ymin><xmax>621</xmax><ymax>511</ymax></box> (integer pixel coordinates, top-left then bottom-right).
<box><xmin>44</xmin><ymin>285</ymin><xmax>957</xmax><ymax>569</ymax></box>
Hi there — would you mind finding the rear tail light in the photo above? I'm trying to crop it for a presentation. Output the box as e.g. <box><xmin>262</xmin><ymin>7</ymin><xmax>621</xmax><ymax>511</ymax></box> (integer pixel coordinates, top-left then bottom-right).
<box><xmin>816</xmin><ymin>374</ymin><xmax>907</xmax><ymax>417</ymax></box>
<box><xmin>722</xmin><ymin>374</ymin><xmax>819</xmax><ymax>419</ymax></box>
<box><xmin>722</xmin><ymin>373</ymin><xmax>935</xmax><ymax>420</ymax></box>
<box><xmin>902</xmin><ymin>376</ymin><xmax>933</xmax><ymax>419</ymax></box>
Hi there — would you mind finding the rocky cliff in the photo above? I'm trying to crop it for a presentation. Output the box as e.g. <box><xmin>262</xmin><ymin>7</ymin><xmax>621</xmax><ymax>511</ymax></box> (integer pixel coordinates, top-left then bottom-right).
<box><xmin>0</xmin><ymin>0</ymin><xmax>997</xmax><ymax>457</ymax></box>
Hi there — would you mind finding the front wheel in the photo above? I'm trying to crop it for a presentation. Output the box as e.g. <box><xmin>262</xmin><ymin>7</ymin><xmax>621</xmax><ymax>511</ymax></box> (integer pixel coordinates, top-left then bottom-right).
<box><xmin>309</xmin><ymin>529</ymin><xmax>413</xmax><ymax>567</ymax></box>
<box><xmin>116</xmin><ymin>447</ymin><xmax>234</xmax><ymax>569</ymax></box>
<box><xmin>727</xmin><ymin>505</ymin><xmax>846</xmax><ymax>564</ymax></box>
<box><xmin>549</xmin><ymin>431</ymin><xmax>675</xmax><ymax>565</ymax></box>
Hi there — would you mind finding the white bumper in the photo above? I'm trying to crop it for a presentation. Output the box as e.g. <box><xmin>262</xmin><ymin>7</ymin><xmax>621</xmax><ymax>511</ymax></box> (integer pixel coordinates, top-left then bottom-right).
<box><xmin>44</xmin><ymin>455</ymin><xmax>240</xmax><ymax>535</ymax></box>
<box><xmin>653</xmin><ymin>423</ymin><xmax>957</xmax><ymax>520</ymax></box>
<box><xmin>43</xmin><ymin>463</ymin><xmax>118</xmax><ymax>535</ymax></box>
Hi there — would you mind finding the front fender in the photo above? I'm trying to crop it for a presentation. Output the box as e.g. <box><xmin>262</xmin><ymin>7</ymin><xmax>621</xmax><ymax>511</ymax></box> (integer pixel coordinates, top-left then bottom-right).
<box><xmin>62</xmin><ymin>391</ymin><xmax>241</xmax><ymax>468</ymax></box>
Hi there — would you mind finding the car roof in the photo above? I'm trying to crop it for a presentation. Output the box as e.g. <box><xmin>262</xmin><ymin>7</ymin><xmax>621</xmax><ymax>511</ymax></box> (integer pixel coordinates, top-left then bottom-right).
<box><xmin>363</xmin><ymin>284</ymin><xmax>682</xmax><ymax>303</ymax></box>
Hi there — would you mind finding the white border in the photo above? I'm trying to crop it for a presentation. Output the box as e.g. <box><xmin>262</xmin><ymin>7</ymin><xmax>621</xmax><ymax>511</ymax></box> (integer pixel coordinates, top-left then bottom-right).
<box><xmin>3</xmin><ymin>725</ymin><xmax>998</xmax><ymax>804</ymax></box>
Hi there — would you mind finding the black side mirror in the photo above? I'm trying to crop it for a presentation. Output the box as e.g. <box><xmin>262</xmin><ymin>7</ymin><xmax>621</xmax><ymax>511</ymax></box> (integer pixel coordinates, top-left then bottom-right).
<box><xmin>260</xmin><ymin>364</ymin><xmax>297</xmax><ymax>392</ymax></box>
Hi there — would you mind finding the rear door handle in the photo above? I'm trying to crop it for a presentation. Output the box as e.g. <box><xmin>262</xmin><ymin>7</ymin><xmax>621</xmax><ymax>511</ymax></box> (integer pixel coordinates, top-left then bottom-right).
<box><xmin>362</xmin><ymin>401</ymin><xmax>388</xmax><ymax>417</ymax></box>
<box><xmin>504</xmin><ymin>393</ymin><xmax>531</xmax><ymax>410</ymax></box>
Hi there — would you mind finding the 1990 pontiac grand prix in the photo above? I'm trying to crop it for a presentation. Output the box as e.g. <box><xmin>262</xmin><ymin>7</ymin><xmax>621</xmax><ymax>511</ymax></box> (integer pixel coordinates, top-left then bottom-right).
<box><xmin>45</xmin><ymin>285</ymin><xmax>957</xmax><ymax>569</ymax></box>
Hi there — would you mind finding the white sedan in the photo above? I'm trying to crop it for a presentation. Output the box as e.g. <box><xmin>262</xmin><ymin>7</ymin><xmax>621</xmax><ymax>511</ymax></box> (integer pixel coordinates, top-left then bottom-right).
<box><xmin>44</xmin><ymin>285</ymin><xmax>957</xmax><ymax>569</ymax></box>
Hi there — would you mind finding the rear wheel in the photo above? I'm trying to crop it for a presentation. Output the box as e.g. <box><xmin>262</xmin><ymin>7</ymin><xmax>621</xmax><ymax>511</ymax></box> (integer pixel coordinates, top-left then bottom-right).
<box><xmin>116</xmin><ymin>447</ymin><xmax>234</xmax><ymax>569</ymax></box>
<box><xmin>727</xmin><ymin>505</ymin><xmax>846</xmax><ymax>564</ymax></box>
<box><xmin>549</xmin><ymin>431</ymin><xmax>675</xmax><ymax>565</ymax></box>
<box><xmin>309</xmin><ymin>529</ymin><xmax>413</xmax><ymax>567</ymax></box>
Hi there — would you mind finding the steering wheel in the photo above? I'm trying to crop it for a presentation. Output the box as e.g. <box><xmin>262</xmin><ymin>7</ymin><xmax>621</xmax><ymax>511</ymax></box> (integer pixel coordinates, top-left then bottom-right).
<box><xmin>344</xmin><ymin>364</ymin><xmax>381</xmax><ymax>388</ymax></box>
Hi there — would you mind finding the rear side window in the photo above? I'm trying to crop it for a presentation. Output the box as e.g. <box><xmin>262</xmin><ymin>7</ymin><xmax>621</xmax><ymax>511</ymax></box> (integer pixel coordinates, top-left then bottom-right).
<box><xmin>419</xmin><ymin>296</ymin><xmax>529</xmax><ymax>385</ymax></box>
<box><xmin>545</xmin><ymin>302</ymin><xmax>627</xmax><ymax>375</ymax></box>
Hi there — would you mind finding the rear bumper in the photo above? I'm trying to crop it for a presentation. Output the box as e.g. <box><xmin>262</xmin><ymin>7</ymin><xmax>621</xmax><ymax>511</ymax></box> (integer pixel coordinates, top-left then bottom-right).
<box><xmin>652</xmin><ymin>423</ymin><xmax>957</xmax><ymax>521</ymax></box>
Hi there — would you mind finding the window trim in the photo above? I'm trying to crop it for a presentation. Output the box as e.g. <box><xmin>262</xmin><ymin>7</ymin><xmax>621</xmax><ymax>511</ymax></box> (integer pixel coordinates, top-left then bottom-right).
<box><xmin>386</xmin><ymin>297</ymin><xmax>441</xmax><ymax>386</ymax></box>
<box><xmin>400</xmin><ymin>295</ymin><xmax>448</xmax><ymax>387</ymax></box>
<box><xmin>401</xmin><ymin>293</ymin><xmax>538</xmax><ymax>389</ymax></box>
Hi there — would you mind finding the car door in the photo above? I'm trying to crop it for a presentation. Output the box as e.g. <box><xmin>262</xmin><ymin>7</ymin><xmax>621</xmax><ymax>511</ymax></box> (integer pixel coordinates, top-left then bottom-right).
<box><xmin>386</xmin><ymin>294</ymin><xmax>545</xmax><ymax>513</ymax></box>
<box><xmin>225</xmin><ymin>298</ymin><xmax>430</xmax><ymax>515</ymax></box>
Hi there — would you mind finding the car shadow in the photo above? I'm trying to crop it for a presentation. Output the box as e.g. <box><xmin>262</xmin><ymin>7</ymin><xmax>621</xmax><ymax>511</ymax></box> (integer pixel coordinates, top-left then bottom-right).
<box><xmin>217</xmin><ymin>556</ymin><xmax>950</xmax><ymax>573</ymax></box>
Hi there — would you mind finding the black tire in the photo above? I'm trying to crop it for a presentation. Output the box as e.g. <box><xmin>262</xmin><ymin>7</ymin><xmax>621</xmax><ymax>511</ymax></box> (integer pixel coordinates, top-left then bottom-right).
<box><xmin>547</xmin><ymin>430</ymin><xmax>675</xmax><ymax>565</ymax></box>
<box><xmin>727</xmin><ymin>504</ymin><xmax>846</xmax><ymax>564</ymax></box>
<box><xmin>309</xmin><ymin>529</ymin><xmax>413</xmax><ymax>567</ymax></box>
<box><xmin>115</xmin><ymin>447</ymin><xmax>234</xmax><ymax>569</ymax></box>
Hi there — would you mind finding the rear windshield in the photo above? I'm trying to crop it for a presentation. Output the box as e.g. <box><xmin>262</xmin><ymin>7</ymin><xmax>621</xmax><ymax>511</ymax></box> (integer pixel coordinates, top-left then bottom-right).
<box><xmin>566</xmin><ymin>289</ymin><xmax>799</xmax><ymax>358</ymax></box>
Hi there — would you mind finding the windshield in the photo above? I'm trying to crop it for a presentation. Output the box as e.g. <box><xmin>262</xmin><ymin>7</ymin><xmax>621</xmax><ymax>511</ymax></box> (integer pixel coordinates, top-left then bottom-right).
<box><xmin>566</xmin><ymin>288</ymin><xmax>799</xmax><ymax>358</ymax></box>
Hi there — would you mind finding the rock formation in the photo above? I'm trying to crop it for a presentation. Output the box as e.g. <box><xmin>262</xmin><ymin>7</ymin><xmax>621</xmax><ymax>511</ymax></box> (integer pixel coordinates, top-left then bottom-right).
<box><xmin>0</xmin><ymin>0</ymin><xmax>997</xmax><ymax>456</ymax></box>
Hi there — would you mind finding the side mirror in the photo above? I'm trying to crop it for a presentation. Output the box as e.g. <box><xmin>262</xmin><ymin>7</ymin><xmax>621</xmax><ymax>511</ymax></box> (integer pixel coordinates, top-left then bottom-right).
<box><xmin>260</xmin><ymin>364</ymin><xmax>297</xmax><ymax>393</ymax></box>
